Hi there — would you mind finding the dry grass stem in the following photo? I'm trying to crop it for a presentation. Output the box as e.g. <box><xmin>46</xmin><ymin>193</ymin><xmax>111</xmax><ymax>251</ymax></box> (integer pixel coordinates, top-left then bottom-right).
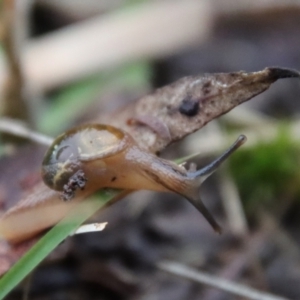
<box><xmin>219</xmin><ymin>169</ymin><xmax>248</xmax><ymax>236</ymax></box>
<box><xmin>158</xmin><ymin>260</ymin><xmax>290</xmax><ymax>300</ymax></box>
<box><xmin>0</xmin><ymin>117</ymin><xmax>53</xmax><ymax>145</ymax></box>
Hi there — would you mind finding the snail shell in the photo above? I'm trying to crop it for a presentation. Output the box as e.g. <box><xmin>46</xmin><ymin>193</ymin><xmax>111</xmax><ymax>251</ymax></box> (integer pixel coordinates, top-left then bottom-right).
<box><xmin>42</xmin><ymin>124</ymin><xmax>129</xmax><ymax>191</ymax></box>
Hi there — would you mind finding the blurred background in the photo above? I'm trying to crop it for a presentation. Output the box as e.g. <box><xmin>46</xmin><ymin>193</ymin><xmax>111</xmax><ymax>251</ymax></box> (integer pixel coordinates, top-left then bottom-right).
<box><xmin>1</xmin><ymin>0</ymin><xmax>300</xmax><ymax>299</ymax></box>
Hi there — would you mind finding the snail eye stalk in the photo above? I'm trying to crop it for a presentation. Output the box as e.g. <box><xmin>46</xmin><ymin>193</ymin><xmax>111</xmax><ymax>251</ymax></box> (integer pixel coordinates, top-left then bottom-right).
<box><xmin>190</xmin><ymin>135</ymin><xmax>247</xmax><ymax>182</ymax></box>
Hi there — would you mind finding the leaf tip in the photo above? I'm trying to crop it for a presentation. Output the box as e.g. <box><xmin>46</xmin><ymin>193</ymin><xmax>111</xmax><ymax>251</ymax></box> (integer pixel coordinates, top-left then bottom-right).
<box><xmin>266</xmin><ymin>67</ymin><xmax>300</xmax><ymax>80</ymax></box>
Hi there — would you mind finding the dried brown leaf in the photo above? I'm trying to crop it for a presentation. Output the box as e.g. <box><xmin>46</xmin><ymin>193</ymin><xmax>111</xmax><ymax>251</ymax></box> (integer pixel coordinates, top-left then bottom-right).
<box><xmin>101</xmin><ymin>67</ymin><xmax>300</xmax><ymax>152</ymax></box>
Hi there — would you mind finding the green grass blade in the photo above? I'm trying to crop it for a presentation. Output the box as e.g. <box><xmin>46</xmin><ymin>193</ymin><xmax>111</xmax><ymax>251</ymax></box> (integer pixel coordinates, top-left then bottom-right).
<box><xmin>0</xmin><ymin>189</ymin><xmax>118</xmax><ymax>299</ymax></box>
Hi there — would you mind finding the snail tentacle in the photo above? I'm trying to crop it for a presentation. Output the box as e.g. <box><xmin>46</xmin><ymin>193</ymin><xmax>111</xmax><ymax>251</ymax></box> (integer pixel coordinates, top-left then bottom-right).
<box><xmin>189</xmin><ymin>135</ymin><xmax>247</xmax><ymax>183</ymax></box>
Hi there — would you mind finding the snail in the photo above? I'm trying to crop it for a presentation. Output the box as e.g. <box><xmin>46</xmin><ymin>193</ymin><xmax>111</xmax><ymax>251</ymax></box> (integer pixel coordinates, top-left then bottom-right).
<box><xmin>42</xmin><ymin>124</ymin><xmax>246</xmax><ymax>233</ymax></box>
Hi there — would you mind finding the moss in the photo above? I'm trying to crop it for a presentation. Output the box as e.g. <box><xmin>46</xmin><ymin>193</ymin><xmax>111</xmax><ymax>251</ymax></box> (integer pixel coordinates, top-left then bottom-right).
<box><xmin>229</xmin><ymin>125</ymin><xmax>300</xmax><ymax>213</ymax></box>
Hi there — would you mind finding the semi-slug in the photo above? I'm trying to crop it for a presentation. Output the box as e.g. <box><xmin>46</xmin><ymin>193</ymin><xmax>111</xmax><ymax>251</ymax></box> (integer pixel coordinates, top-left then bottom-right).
<box><xmin>42</xmin><ymin>124</ymin><xmax>246</xmax><ymax>233</ymax></box>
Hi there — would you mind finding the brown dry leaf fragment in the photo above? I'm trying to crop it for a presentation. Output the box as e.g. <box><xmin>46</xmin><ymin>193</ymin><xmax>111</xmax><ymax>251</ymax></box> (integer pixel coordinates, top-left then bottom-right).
<box><xmin>102</xmin><ymin>67</ymin><xmax>300</xmax><ymax>153</ymax></box>
<box><xmin>0</xmin><ymin>67</ymin><xmax>298</xmax><ymax>273</ymax></box>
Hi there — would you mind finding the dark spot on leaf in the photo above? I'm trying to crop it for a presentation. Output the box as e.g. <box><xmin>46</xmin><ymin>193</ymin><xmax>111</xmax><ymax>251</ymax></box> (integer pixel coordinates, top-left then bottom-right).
<box><xmin>179</xmin><ymin>98</ymin><xmax>199</xmax><ymax>117</ymax></box>
<box><xmin>111</xmin><ymin>176</ymin><xmax>117</xmax><ymax>182</ymax></box>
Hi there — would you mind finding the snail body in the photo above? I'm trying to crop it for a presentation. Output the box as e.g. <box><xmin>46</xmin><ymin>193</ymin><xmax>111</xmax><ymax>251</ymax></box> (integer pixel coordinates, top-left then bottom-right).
<box><xmin>42</xmin><ymin>124</ymin><xmax>246</xmax><ymax>233</ymax></box>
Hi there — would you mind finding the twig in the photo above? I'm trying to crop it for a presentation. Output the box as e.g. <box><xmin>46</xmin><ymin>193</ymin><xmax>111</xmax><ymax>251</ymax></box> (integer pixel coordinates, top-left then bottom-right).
<box><xmin>0</xmin><ymin>117</ymin><xmax>53</xmax><ymax>145</ymax></box>
<box><xmin>1</xmin><ymin>0</ymin><xmax>31</xmax><ymax>123</ymax></box>
<box><xmin>158</xmin><ymin>260</ymin><xmax>290</xmax><ymax>300</ymax></box>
